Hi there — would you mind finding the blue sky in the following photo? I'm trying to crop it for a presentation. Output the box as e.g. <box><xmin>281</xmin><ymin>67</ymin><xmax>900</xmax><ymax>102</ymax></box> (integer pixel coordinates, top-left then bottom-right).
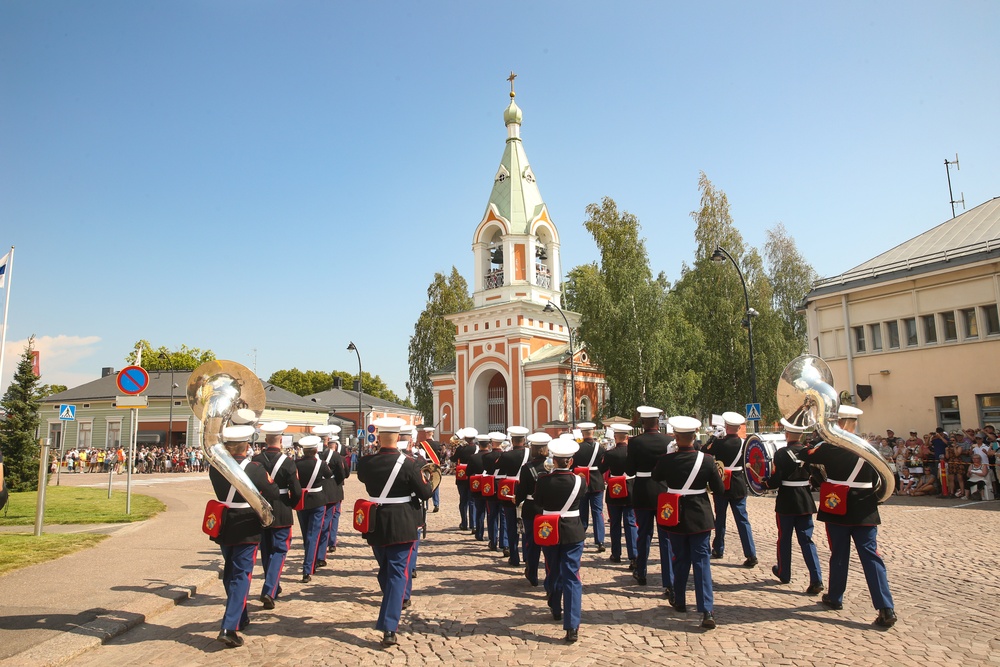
<box><xmin>1</xmin><ymin>1</ymin><xmax>997</xmax><ymax>397</ymax></box>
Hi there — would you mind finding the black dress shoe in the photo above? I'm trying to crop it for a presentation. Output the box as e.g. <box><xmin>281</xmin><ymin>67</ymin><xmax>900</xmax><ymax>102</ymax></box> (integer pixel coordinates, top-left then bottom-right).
<box><xmin>875</xmin><ymin>607</ymin><xmax>897</xmax><ymax>628</ymax></box>
<box><xmin>401</xmin><ymin>599</ymin><xmax>411</xmax><ymax>610</ymax></box>
<box><xmin>217</xmin><ymin>630</ymin><xmax>244</xmax><ymax>648</ymax></box>
<box><xmin>632</xmin><ymin>571</ymin><xmax>647</xmax><ymax>586</ymax></box>
<box><xmin>821</xmin><ymin>594</ymin><xmax>843</xmax><ymax>610</ymax></box>
<box><xmin>672</xmin><ymin>602</ymin><xmax>687</xmax><ymax>613</ymax></box>
<box><xmin>411</xmin><ymin>569</ymin><xmax>417</xmax><ymax>579</ymax></box>
<box><xmin>459</xmin><ymin>524</ymin><xmax>468</xmax><ymax>530</ymax></box>
<box><xmin>711</xmin><ymin>550</ymin><xmax>723</xmax><ymax>559</ymax></box>
<box><xmin>316</xmin><ymin>559</ymin><xmax>327</xmax><ymax>568</ymax></box>
<box><xmin>503</xmin><ymin>548</ymin><xmax>511</xmax><ymax>558</ymax></box>
<box><xmin>663</xmin><ymin>586</ymin><xmax>674</xmax><ymax>604</ymax></box>
<box><xmin>330</xmin><ymin>546</ymin><xmax>337</xmax><ymax>553</ymax></box>
<box><xmin>381</xmin><ymin>631</ymin><xmax>397</xmax><ymax>647</ymax></box>
<box><xmin>805</xmin><ymin>582</ymin><xmax>825</xmax><ymax>596</ymax></box>
<box><xmin>772</xmin><ymin>565</ymin><xmax>790</xmax><ymax>584</ymax></box>
<box><xmin>609</xmin><ymin>555</ymin><xmax>622</xmax><ymax>563</ymax></box>
<box><xmin>524</xmin><ymin>569</ymin><xmax>538</xmax><ymax>587</ymax></box>
<box><xmin>701</xmin><ymin>612</ymin><xmax>716</xmax><ymax>629</ymax></box>
<box><xmin>596</xmin><ymin>543</ymin><xmax>606</xmax><ymax>553</ymax></box>
<box><xmin>628</xmin><ymin>559</ymin><xmax>636</xmax><ymax>571</ymax></box>
<box><xmin>301</xmin><ymin>574</ymin><xmax>311</xmax><ymax>584</ymax></box>
<box><xmin>564</xmin><ymin>628</ymin><xmax>578</xmax><ymax>643</ymax></box>
<box><xmin>260</xmin><ymin>594</ymin><xmax>275</xmax><ymax>610</ymax></box>
<box><xmin>551</xmin><ymin>608</ymin><xmax>562</xmax><ymax>621</ymax></box>
<box><xmin>433</xmin><ymin>506</ymin><xmax>440</xmax><ymax>513</ymax></box>
<box><xmin>743</xmin><ymin>556</ymin><xmax>758</xmax><ymax>568</ymax></box>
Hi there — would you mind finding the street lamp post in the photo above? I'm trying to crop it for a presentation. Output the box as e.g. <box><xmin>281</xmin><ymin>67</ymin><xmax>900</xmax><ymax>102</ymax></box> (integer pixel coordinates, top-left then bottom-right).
<box><xmin>543</xmin><ymin>301</ymin><xmax>576</xmax><ymax>426</ymax></box>
<box><xmin>347</xmin><ymin>342</ymin><xmax>364</xmax><ymax>454</ymax></box>
<box><xmin>711</xmin><ymin>246</ymin><xmax>759</xmax><ymax>432</ymax></box>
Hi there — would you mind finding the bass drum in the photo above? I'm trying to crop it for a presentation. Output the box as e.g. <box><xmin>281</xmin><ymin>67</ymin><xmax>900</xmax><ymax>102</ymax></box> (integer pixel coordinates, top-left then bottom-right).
<box><xmin>743</xmin><ymin>434</ymin><xmax>780</xmax><ymax>496</ymax></box>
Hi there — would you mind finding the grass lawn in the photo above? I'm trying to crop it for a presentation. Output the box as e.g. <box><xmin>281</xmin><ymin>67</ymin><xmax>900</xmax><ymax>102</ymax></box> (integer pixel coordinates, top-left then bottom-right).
<box><xmin>0</xmin><ymin>486</ymin><xmax>165</xmax><ymax>526</ymax></box>
<box><xmin>0</xmin><ymin>533</ymin><xmax>109</xmax><ymax>576</ymax></box>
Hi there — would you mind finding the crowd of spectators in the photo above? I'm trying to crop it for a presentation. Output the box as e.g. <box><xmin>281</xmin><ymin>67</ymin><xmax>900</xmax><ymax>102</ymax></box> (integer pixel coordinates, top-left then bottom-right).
<box><xmin>865</xmin><ymin>423</ymin><xmax>999</xmax><ymax>500</ymax></box>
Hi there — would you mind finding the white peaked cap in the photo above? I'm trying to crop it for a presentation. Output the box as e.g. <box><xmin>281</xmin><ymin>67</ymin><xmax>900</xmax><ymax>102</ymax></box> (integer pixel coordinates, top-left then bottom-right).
<box><xmin>222</xmin><ymin>425</ymin><xmax>255</xmax><ymax>442</ymax></box>
<box><xmin>488</xmin><ymin>431</ymin><xmax>506</xmax><ymax>441</ymax></box>
<box><xmin>463</xmin><ymin>427</ymin><xmax>479</xmax><ymax>439</ymax></box>
<box><xmin>577</xmin><ymin>422</ymin><xmax>596</xmax><ymax>429</ymax></box>
<box><xmin>507</xmin><ymin>426</ymin><xmax>529</xmax><ymax>436</ymax></box>
<box><xmin>838</xmin><ymin>405</ymin><xmax>863</xmax><ymax>418</ymax></box>
<box><xmin>722</xmin><ymin>411</ymin><xmax>746</xmax><ymax>426</ymax></box>
<box><xmin>259</xmin><ymin>421</ymin><xmax>288</xmax><ymax>435</ymax></box>
<box><xmin>549</xmin><ymin>438</ymin><xmax>580</xmax><ymax>457</ymax></box>
<box><xmin>230</xmin><ymin>409</ymin><xmax>258</xmax><ymax>425</ymax></box>
<box><xmin>299</xmin><ymin>435</ymin><xmax>321</xmax><ymax>448</ymax></box>
<box><xmin>668</xmin><ymin>416</ymin><xmax>701</xmax><ymax>434</ymax></box>
<box><xmin>780</xmin><ymin>417</ymin><xmax>809</xmax><ymax>434</ymax></box>
<box><xmin>312</xmin><ymin>425</ymin><xmax>334</xmax><ymax>435</ymax></box>
<box><xmin>608</xmin><ymin>424</ymin><xmax>632</xmax><ymax>433</ymax></box>
<box><xmin>637</xmin><ymin>406</ymin><xmax>662</xmax><ymax>418</ymax></box>
<box><xmin>373</xmin><ymin>417</ymin><xmax>406</xmax><ymax>433</ymax></box>
<box><xmin>527</xmin><ymin>433</ymin><xmax>552</xmax><ymax>445</ymax></box>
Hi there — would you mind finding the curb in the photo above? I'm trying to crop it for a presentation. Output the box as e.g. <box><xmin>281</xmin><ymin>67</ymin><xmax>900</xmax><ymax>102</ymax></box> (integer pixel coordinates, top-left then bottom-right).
<box><xmin>0</xmin><ymin>558</ymin><xmax>221</xmax><ymax>667</ymax></box>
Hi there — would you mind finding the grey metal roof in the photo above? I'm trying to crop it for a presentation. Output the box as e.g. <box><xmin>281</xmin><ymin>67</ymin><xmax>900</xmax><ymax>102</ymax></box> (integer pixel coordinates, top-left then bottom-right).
<box><xmin>304</xmin><ymin>387</ymin><xmax>421</xmax><ymax>415</ymax></box>
<box><xmin>809</xmin><ymin>197</ymin><xmax>1000</xmax><ymax>297</ymax></box>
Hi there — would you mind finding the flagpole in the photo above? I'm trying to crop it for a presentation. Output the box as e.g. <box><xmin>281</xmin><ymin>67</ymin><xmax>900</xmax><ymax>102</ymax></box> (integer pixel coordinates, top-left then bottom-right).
<box><xmin>0</xmin><ymin>246</ymin><xmax>14</xmax><ymax>394</ymax></box>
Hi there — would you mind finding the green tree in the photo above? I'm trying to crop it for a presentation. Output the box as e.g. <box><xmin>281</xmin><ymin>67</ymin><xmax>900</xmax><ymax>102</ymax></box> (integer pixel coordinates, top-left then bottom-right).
<box><xmin>268</xmin><ymin>368</ymin><xmax>410</xmax><ymax>406</ymax></box>
<box><xmin>407</xmin><ymin>267</ymin><xmax>473</xmax><ymax>422</ymax></box>
<box><xmin>565</xmin><ymin>197</ymin><xmax>701</xmax><ymax>419</ymax></box>
<box><xmin>765</xmin><ymin>223</ymin><xmax>817</xmax><ymax>343</ymax></box>
<box><xmin>34</xmin><ymin>384</ymin><xmax>68</xmax><ymax>400</ymax></box>
<box><xmin>0</xmin><ymin>337</ymin><xmax>42</xmax><ymax>491</ymax></box>
<box><xmin>127</xmin><ymin>340</ymin><xmax>216</xmax><ymax>371</ymax></box>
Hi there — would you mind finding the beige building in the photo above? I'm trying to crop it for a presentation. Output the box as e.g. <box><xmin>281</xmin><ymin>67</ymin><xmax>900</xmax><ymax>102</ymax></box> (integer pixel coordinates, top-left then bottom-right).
<box><xmin>802</xmin><ymin>197</ymin><xmax>1000</xmax><ymax>435</ymax></box>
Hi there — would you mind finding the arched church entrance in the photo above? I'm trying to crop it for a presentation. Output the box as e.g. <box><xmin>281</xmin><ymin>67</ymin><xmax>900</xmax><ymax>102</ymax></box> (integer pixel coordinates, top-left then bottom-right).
<box><xmin>487</xmin><ymin>373</ymin><xmax>508</xmax><ymax>433</ymax></box>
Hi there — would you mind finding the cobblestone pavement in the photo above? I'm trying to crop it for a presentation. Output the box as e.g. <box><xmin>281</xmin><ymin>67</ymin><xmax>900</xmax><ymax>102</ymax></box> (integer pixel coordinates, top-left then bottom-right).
<box><xmin>69</xmin><ymin>477</ymin><xmax>1000</xmax><ymax>667</ymax></box>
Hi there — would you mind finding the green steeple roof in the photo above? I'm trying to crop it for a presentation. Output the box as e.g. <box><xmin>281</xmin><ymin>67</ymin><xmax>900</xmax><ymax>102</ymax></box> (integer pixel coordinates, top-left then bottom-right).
<box><xmin>485</xmin><ymin>91</ymin><xmax>546</xmax><ymax>236</ymax></box>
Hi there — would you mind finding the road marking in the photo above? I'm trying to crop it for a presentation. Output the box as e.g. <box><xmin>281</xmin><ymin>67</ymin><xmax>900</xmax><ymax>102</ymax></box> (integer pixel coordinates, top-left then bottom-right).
<box><xmin>902</xmin><ymin>500</ymin><xmax>987</xmax><ymax>512</ymax></box>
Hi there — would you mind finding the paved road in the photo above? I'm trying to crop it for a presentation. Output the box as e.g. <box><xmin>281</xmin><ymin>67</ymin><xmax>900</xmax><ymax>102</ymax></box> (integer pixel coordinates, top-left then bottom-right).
<box><xmin>32</xmin><ymin>472</ymin><xmax>999</xmax><ymax>667</ymax></box>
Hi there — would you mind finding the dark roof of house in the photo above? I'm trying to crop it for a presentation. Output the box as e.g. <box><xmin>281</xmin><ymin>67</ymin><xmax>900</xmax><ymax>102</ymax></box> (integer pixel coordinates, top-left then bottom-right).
<box><xmin>808</xmin><ymin>196</ymin><xmax>1000</xmax><ymax>298</ymax></box>
<box><xmin>40</xmin><ymin>371</ymin><xmax>330</xmax><ymax>413</ymax></box>
<box><xmin>304</xmin><ymin>387</ymin><xmax>421</xmax><ymax>415</ymax></box>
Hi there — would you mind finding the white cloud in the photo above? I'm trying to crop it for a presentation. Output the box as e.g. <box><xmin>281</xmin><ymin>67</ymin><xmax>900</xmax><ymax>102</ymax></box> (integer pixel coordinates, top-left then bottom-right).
<box><xmin>1</xmin><ymin>334</ymin><xmax>102</xmax><ymax>393</ymax></box>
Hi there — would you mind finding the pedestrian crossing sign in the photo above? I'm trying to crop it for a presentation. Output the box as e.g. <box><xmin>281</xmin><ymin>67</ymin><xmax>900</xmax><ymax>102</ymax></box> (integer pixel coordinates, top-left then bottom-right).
<box><xmin>745</xmin><ymin>403</ymin><xmax>761</xmax><ymax>421</ymax></box>
<box><xmin>59</xmin><ymin>404</ymin><xmax>76</xmax><ymax>421</ymax></box>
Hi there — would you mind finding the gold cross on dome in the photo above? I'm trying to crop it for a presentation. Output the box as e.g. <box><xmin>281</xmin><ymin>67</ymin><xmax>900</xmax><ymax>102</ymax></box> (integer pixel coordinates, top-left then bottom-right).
<box><xmin>507</xmin><ymin>71</ymin><xmax>517</xmax><ymax>97</ymax></box>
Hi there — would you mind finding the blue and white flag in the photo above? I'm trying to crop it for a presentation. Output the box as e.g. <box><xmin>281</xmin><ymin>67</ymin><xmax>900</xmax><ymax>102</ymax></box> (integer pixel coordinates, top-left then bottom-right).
<box><xmin>0</xmin><ymin>251</ymin><xmax>9</xmax><ymax>289</ymax></box>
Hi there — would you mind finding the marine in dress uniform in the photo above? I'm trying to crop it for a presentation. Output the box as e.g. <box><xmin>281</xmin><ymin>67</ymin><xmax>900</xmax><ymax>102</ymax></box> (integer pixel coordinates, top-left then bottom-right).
<box><xmin>416</xmin><ymin>425</ymin><xmax>443</xmax><ymax>512</ymax></box>
<box><xmin>497</xmin><ymin>426</ymin><xmax>531</xmax><ymax>566</ymax></box>
<box><xmin>575</xmin><ymin>422</ymin><xmax>607</xmax><ymax>552</ymax></box>
<box><xmin>625</xmin><ymin>406</ymin><xmax>673</xmax><ymax>592</ymax></box>
<box><xmin>252</xmin><ymin>421</ymin><xmax>303</xmax><ymax>609</ymax></box>
<box><xmin>294</xmin><ymin>435</ymin><xmax>333</xmax><ymax>582</ymax></box>
<box><xmin>515</xmin><ymin>433</ymin><xmax>551</xmax><ymax>587</ymax></box>
<box><xmin>652</xmin><ymin>416</ymin><xmax>725</xmax><ymax>629</ymax></box>
<box><xmin>762</xmin><ymin>418</ymin><xmax>824</xmax><ymax>594</ymax></box>
<box><xmin>801</xmin><ymin>405</ymin><xmax>897</xmax><ymax>628</ymax></box>
<box><xmin>357</xmin><ymin>417</ymin><xmax>435</xmax><ymax>647</ymax></box>
<box><xmin>314</xmin><ymin>426</ymin><xmax>348</xmax><ymax>566</ymax></box>
<box><xmin>483</xmin><ymin>432</ymin><xmax>508</xmax><ymax>553</ymax></box>
<box><xmin>209</xmin><ymin>425</ymin><xmax>281</xmax><ymax>648</ymax></box>
<box><xmin>466</xmin><ymin>435</ymin><xmax>489</xmax><ymax>541</ymax></box>
<box><xmin>399</xmin><ymin>426</ymin><xmax>426</xmax><ymax>602</ymax></box>
<box><xmin>450</xmin><ymin>428</ymin><xmax>479</xmax><ymax>531</ymax></box>
<box><xmin>704</xmin><ymin>411</ymin><xmax>758</xmax><ymax>567</ymax></box>
<box><xmin>598</xmin><ymin>424</ymin><xmax>637</xmax><ymax>567</ymax></box>
<box><xmin>533</xmin><ymin>437</ymin><xmax>586</xmax><ymax>643</ymax></box>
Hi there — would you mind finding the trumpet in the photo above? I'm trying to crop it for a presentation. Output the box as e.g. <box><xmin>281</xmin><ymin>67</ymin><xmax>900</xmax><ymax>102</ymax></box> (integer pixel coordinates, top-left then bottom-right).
<box><xmin>421</xmin><ymin>462</ymin><xmax>442</xmax><ymax>491</ymax></box>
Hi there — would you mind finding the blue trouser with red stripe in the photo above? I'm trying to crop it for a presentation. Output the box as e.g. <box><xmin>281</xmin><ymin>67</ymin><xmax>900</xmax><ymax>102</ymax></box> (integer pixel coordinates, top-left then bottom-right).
<box><xmin>542</xmin><ymin>541</ymin><xmax>584</xmax><ymax>630</ymax></box>
<box><xmin>667</xmin><ymin>531</ymin><xmax>713</xmax><ymax>612</ymax></box>
<box><xmin>327</xmin><ymin>501</ymin><xmax>342</xmax><ymax>550</ymax></box>
<box><xmin>318</xmin><ymin>503</ymin><xmax>334</xmax><ymax>561</ymax></box>
<box><xmin>259</xmin><ymin>526</ymin><xmax>291</xmax><ymax>599</ymax></box>
<box><xmin>775</xmin><ymin>513</ymin><xmax>822</xmax><ymax>586</ymax></box>
<box><xmin>297</xmin><ymin>506</ymin><xmax>325</xmax><ymax>575</ymax></box>
<box><xmin>220</xmin><ymin>543</ymin><xmax>257</xmax><ymax>631</ymax></box>
<box><xmin>825</xmin><ymin>523</ymin><xmax>894</xmax><ymax>609</ymax></box>
<box><xmin>502</xmin><ymin>504</ymin><xmax>520</xmax><ymax>563</ymax></box>
<box><xmin>372</xmin><ymin>541</ymin><xmax>417</xmax><ymax>632</ymax></box>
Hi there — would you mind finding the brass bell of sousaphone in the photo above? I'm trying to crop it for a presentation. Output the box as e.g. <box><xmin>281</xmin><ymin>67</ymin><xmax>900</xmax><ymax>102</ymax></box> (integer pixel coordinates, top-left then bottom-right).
<box><xmin>187</xmin><ymin>360</ymin><xmax>274</xmax><ymax>526</ymax></box>
<box><xmin>776</xmin><ymin>354</ymin><xmax>895</xmax><ymax>502</ymax></box>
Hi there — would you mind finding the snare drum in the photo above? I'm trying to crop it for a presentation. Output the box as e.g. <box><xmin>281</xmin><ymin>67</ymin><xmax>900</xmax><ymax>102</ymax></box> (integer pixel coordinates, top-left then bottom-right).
<box><xmin>743</xmin><ymin>434</ymin><xmax>782</xmax><ymax>496</ymax></box>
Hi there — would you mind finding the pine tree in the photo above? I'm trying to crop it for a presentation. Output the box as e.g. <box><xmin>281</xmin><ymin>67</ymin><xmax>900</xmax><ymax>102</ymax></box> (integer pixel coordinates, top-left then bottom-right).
<box><xmin>0</xmin><ymin>337</ymin><xmax>42</xmax><ymax>491</ymax></box>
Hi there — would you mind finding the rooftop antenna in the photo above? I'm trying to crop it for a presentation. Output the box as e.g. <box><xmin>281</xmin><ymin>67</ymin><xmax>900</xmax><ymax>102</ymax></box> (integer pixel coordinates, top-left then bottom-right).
<box><xmin>944</xmin><ymin>154</ymin><xmax>965</xmax><ymax>219</ymax></box>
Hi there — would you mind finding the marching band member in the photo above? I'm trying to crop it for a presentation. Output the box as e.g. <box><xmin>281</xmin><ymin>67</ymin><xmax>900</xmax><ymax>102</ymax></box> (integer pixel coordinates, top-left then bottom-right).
<box><xmin>575</xmin><ymin>422</ymin><xmax>607</xmax><ymax>553</ymax></box>
<box><xmin>598</xmin><ymin>423</ymin><xmax>637</xmax><ymax>568</ymax></box>
<box><xmin>294</xmin><ymin>435</ymin><xmax>333</xmax><ymax>583</ymax></box>
<box><xmin>357</xmin><ymin>417</ymin><xmax>435</xmax><ymax>647</ymax></box>
<box><xmin>497</xmin><ymin>426</ymin><xmax>531</xmax><ymax>566</ymax></box>
<box><xmin>802</xmin><ymin>405</ymin><xmax>898</xmax><ymax>628</ymax></box>
<box><xmin>252</xmin><ymin>421</ymin><xmax>302</xmax><ymax>610</ymax></box>
<box><xmin>466</xmin><ymin>433</ymin><xmax>488</xmax><ymax>541</ymax></box>
<box><xmin>652</xmin><ymin>416</ymin><xmax>725</xmax><ymax>629</ymax></box>
<box><xmin>626</xmin><ymin>406</ymin><xmax>672</xmax><ymax>594</ymax></box>
<box><xmin>416</xmin><ymin>425</ymin><xmax>443</xmax><ymax>512</ymax></box>
<box><xmin>515</xmin><ymin>433</ymin><xmax>551</xmax><ymax>587</ymax></box>
<box><xmin>314</xmin><ymin>425</ymin><xmax>348</xmax><ymax>566</ymax></box>
<box><xmin>762</xmin><ymin>418</ymin><xmax>824</xmax><ymax>595</ymax></box>
<box><xmin>705</xmin><ymin>411</ymin><xmax>758</xmax><ymax>567</ymax></box>
<box><xmin>533</xmin><ymin>435</ymin><xmax>586</xmax><ymax>643</ymax></box>
<box><xmin>483</xmin><ymin>431</ymin><xmax>508</xmax><ymax>554</ymax></box>
<box><xmin>399</xmin><ymin>425</ymin><xmax>425</xmax><ymax>595</ymax></box>
<box><xmin>210</xmin><ymin>425</ymin><xmax>280</xmax><ymax>648</ymax></box>
<box><xmin>450</xmin><ymin>428</ymin><xmax>479</xmax><ymax>531</ymax></box>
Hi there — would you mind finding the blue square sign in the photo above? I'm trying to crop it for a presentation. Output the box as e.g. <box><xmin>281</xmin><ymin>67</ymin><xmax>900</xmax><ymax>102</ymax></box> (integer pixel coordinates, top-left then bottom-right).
<box><xmin>745</xmin><ymin>403</ymin><xmax>761</xmax><ymax>421</ymax></box>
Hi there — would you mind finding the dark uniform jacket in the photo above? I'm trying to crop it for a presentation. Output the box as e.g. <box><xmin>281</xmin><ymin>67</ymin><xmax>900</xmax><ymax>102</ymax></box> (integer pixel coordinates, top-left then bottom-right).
<box><xmin>651</xmin><ymin>449</ymin><xmax>725</xmax><ymax>534</ymax></box>
<box><xmin>294</xmin><ymin>455</ymin><xmax>333</xmax><ymax>510</ymax></box>
<box><xmin>252</xmin><ymin>448</ymin><xmax>303</xmax><ymax>528</ymax></box>
<box><xmin>762</xmin><ymin>444</ymin><xmax>817</xmax><ymax>516</ymax></box>
<box><xmin>450</xmin><ymin>442</ymin><xmax>477</xmax><ymax>486</ymax></box>
<box><xmin>357</xmin><ymin>450</ymin><xmax>434</xmax><ymax>546</ymax></box>
<box><xmin>626</xmin><ymin>431</ymin><xmax>672</xmax><ymax>509</ymax></box>
<box><xmin>533</xmin><ymin>469</ymin><xmax>586</xmax><ymax>545</ymax></box>
<box><xmin>420</xmin><ymin>438</ymin><xmax>443</xmax><ymax>463</ymax></box>
<box><xmin>209</xmin><ymin>456</ymin><xmax>280</xmax><ymax>545</ymax></box>
<box><xmin>515</xmin><ymin>458</ymin><xmax>548</xmax><ymax>528</ymax></box>
<box><xmin>321</xmin><ymin>447</ymin><xmax>348</xmax><ymax>504</ymax></box>
<box><xmin>599</xmin><ymin>445</ymin><xmax>633</xmax><ymax>507</ymax></box>
<box><xmin>576</xmin><ymin>438</ymin><xmax>606</xmax><ymax>493</ymax></box>
<box><xmin>703</xmin><ymin>433</ymin><xmax>747</xmax><ymax>500</ymax></box>
<box><xmin>497</xmin><ymin>447</ymin><xmax>531</xmax><ymax>506</ymax></box>
<box><xmin>801</xmin><ymin>442</ymin><xmax>881</xmax><ymax>526</ymax></box>
<box><xmin>482</xmin><ymin>449</ymin><xmax>504</xmax><ymax>487</ymax></box>
<box><xmin>465</xmin><ymin>450</ymin><xmax>486</xmax><ymax>497</ymax></box>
